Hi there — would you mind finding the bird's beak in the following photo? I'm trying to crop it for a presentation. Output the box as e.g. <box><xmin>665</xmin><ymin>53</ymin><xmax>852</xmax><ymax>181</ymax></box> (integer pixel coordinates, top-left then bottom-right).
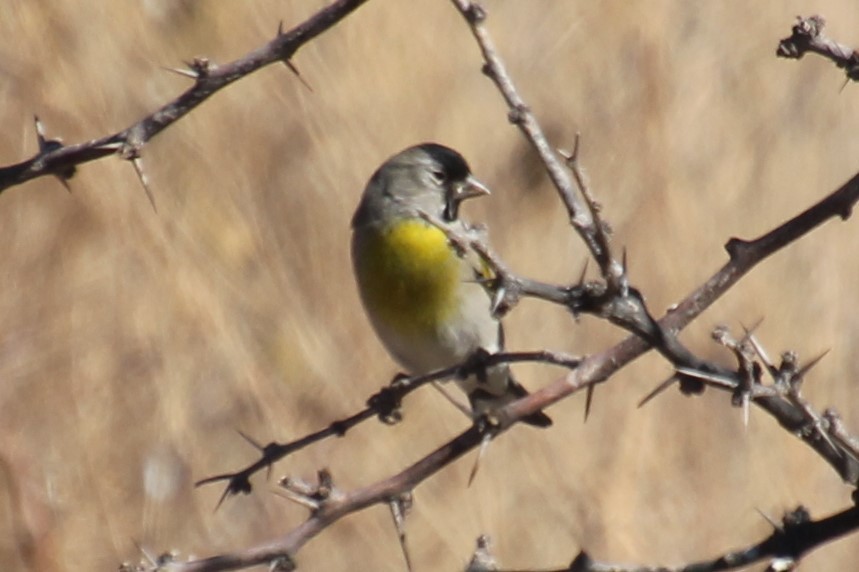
<box><xmin>444</xmin><ymin>175</ymin><xmax>491</xmax><ymax>221</ymax></box>
<box><xmin>456</xmin><ymin>175</ymin><xmax>492</xmax><ymax>202</ymax></box>
<box><xmin>444</xmin><ymin>175</ymin><xmax>490</xmax><ymax>222</ymax></box>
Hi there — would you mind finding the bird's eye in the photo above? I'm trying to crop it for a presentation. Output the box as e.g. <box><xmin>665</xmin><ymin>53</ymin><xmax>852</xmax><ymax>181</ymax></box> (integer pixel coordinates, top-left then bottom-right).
<box><xmin>430</xmin><ymin>169</ymin><xmax>446</xmax><ymax>184</ymax></box>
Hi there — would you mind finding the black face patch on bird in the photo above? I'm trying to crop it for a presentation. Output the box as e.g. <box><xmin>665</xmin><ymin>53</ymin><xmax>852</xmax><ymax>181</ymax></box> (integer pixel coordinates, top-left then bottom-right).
<box><xmin>416</xmin><ymin>143</ymin><xmax>472</xmax><ymax>185</ymax></box>
<box><xmin>413</xmin><ymin>144</ymin><xmax>474</xmax><ymax>222</ymax></box>
<box><xmin>443</xmin><ymin>193</ymin><xmax>459</xmax><ymax>222</ymax></box>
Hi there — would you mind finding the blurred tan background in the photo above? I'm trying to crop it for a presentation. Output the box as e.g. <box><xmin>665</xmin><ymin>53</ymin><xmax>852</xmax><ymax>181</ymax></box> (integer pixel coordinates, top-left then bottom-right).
<box><xmin>1</xmin><ymin>1</ymin><xmax>859</xmax><ymax>570</ymax></box>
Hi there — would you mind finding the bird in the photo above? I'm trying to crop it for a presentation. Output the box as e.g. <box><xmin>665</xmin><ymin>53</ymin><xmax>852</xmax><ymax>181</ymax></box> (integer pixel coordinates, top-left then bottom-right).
<box><xmin>350</xmin><ymin>142</ymin><xmax>552</xmax><ymax>427</ymax></box>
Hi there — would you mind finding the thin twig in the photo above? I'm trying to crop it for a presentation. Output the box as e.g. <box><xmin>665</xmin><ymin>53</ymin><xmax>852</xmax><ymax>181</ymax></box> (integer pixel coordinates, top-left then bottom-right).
<box><xmin>196</xmin><ymin>350</ymin><xmax>581</xmax><ymax>501</ymax></box>
<box><xmin>0</xmin><ymin>0</ymin><xmax>370</xmax><ymax>194</ymax></box>
<box><xmin>448</xmin><ymin>0</ymin><xmax>615</xmax><ymax>279</ymax></box>
<box><xmin>177</xmin><ymin>423</ymin><xmax>488</xmax><ymax>572</ymax></box>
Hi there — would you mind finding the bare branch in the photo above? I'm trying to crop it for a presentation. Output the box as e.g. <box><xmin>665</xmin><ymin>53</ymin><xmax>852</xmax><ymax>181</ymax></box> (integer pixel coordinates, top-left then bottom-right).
<box><xmin>502</xmin><ymin>168</ymin><xmax>859</xmax><ymax>483</ymax></box>
<box><xmin>0</xmin><ymin>0</ymin><xmax>370</xmax><ymax>194</ymax></box>
<box><xmin>777</xmin><ymin>15</ymin><xmax>859</xmax><ymax>81</ymax></box>
<box><xmin>559</xmin><ymin>138</ymin><xmax>626</xmax><ymax>295</ymax></box>
<box><xmin>196</xmin><ymin>350</ymin><xmax>581</xmax><ymax>501</ymax></box>
<box><xmin>443</xmin><ymin>1</ymin><xmax>859</xmax><ymax>484</ymax></box>
<box><xmin>448</xmin><ymin>0</ymin><xmax>622</xmax><ymax>284</ymax></box>
<box><xmin>560</xmin><ymin>505</ymin><xmax>859</xmax><ymax>572</ymax></box>
<box><xmin>457</xmin><ymin>507</ymin><xmax>859</xmax><ymax>572</ymax></box>
<box><xmin>178</xmin><ymin>424</ymin><xmax>488</xmax><ymax>571</ymax></box>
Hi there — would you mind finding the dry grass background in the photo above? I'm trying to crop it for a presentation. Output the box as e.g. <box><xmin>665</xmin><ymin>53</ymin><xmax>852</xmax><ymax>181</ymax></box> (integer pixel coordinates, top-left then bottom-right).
<box><xmin>1</xmin><ymin>1</ymin><xmax>859</xmax><ymax>570</ymax></box>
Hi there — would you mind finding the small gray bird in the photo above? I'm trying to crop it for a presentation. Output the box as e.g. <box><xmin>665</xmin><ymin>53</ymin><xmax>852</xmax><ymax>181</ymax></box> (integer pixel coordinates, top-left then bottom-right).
<box><xmin>351</xmin><ymin>143</ymin><xmax>551</xmax><ymax>427</ymax></box>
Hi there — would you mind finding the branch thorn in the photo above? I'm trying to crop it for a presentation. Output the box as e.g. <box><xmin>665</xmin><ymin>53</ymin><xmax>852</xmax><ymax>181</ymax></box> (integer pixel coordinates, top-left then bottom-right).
<box><xmin>163</xmin><ymin>65</ymin><xmax>200</xmax><ymax>79</ymax></box>
<box><xmin>283</xmin><ymin>59</ymin><xmax>314</xmax><ymax>92</ymax></box>
<box><xmin>468</xmin><ymin>430</ymin><xmax>493</xmax><ymax>487</ymax></box>
<box><xmin>583</xmin><ymin>385</ymin><xmax>594</xmax><ymax>421</ymax></box>
<box><xmin>755</xmin><ymin>507</ymin><xmax>783</xmax><ymax>532</ymax></box>
<box><xmin>797</xmin><ymin>349</ymin><xmax>830</xmax><ymax>379</ymax></box>
<box><xmin>637</xmin><ymin>374</ymin><xmax>677</xmax><ymax>408</ymax></box>
<box><xmin>388</xmin><ymin>492</ymin><xmax>414</xmax><ymax>572</ymax></box>
<box><xmin>577</xmin><ymin>258</ymin><xmax>589</xmax><ymax>286</ymax></box>
<box><xmin>182</xmin><ymin>57</ymin><xmax>214</xmax><ymax>78</ymax></box>
<box><xmin>130</xmin><ymin>154</ymin><xmax>158</xmax><ymax>213</ymax></box>
<box><xmin>33</xmin><ymin>116</ymin><xmax>76</xmax><ymax>185</ymax></box>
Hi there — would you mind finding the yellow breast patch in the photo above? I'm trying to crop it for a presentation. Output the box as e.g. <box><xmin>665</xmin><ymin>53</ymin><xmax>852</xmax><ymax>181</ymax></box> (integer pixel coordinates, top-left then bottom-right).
<box><xmin>357</xmin><ymin>220</ymin><xmax>460</xmax><ymax>333</ymax></box>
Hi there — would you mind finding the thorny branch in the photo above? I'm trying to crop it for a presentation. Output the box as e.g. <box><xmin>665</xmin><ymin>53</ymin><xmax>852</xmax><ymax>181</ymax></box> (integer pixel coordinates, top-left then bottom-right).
<box><xmin>464</xmin><ymin>506</ymin><xmax>859</xmax><ymax>572</ymax></box>
<box><xmin>25</xmin><ymin>2</ymin><xmax>839</xmax><ymax>571</ymax></box>
<box><xmin>490</xmin><ymin>166</ymin><xmax>859</xmax><ymax>484</ymax></box>
<box><xmin>448</xmin><ymin>0</ymin><xmax>625</xmax><ymax>293</ymax></box>
<box><xmin>150</xmin><ymin>7</ymin><xmax>859</xmax><ymax>572</ymax></box>
<box><xmin>448</xmin><ymin>1</ymin><xmax>859</xmax><ymax>487</ymax></box>
<box><xmin>777</xmin><ymin>15</ymin><xmax>859</xmax><ymax>81</ymax></box>
<box><xmin>196</xmin><ymin>350</ymin><xmax>581</xmax><ymax>505</ymax></box>
<box><xmin>165</xmin><ymin>425</ymin><xmax>490</xmax><ymax>572</ymax></box>
<box><xmin>0</xmin><ymin>0</ymin><xmax>369</xmax><ymax>195</ymax></box>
